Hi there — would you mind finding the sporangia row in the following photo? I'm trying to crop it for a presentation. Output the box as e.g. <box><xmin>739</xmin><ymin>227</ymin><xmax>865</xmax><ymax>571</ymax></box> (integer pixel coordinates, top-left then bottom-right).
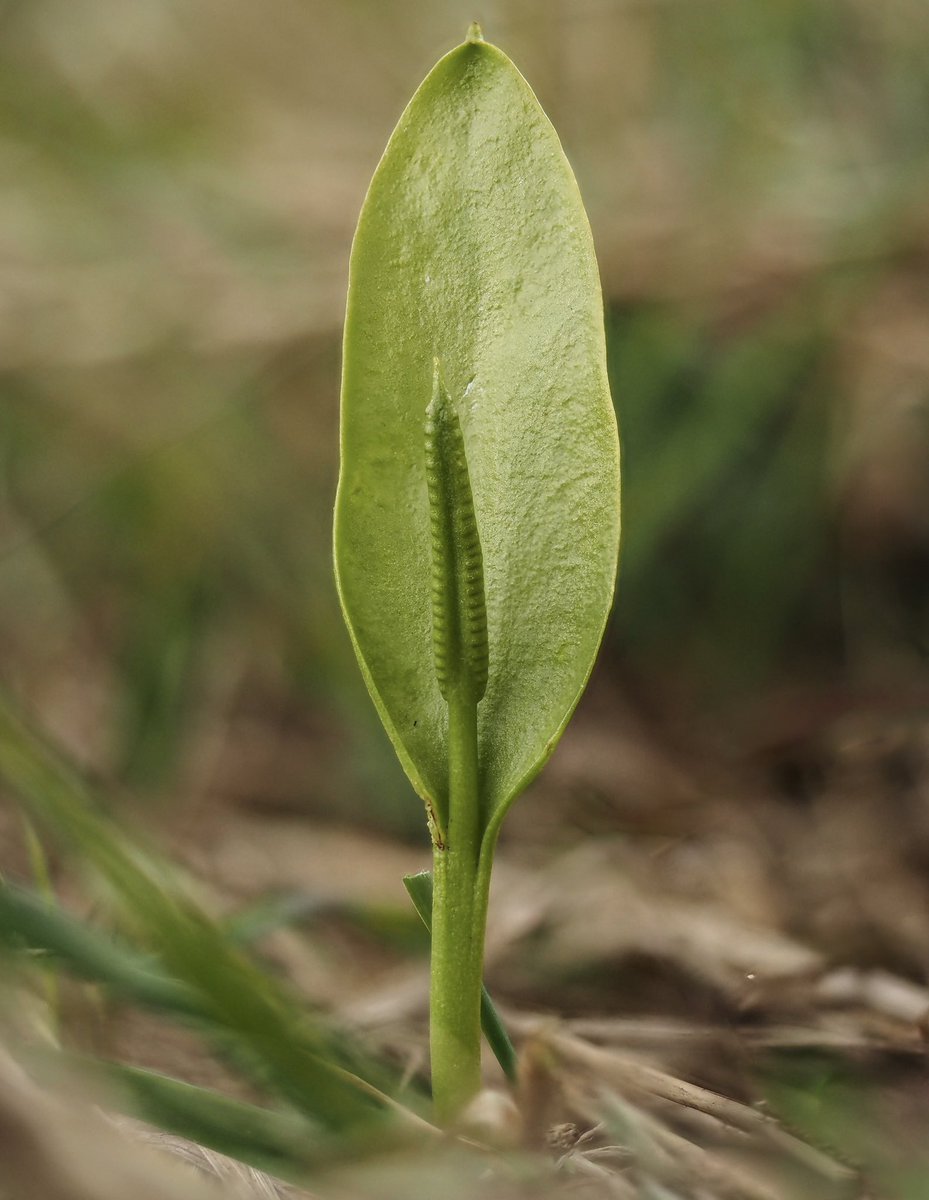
<box><xmin>424</xmin><ymin>363</ymin><xmax>489</xmax><ymax>705</ymax></box>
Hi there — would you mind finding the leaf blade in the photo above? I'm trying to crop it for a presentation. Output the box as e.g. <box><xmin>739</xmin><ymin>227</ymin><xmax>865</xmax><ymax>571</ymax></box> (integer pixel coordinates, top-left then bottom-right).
<box><xmin>335</xmin><ymin>35</ymin><xmax>620</xmax><ymax>822</ymax></box>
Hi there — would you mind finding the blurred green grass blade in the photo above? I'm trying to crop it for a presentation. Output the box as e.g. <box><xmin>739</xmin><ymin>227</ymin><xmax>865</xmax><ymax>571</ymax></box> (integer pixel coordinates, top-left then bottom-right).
<box><xmin>115</xmin><ymin>579</ymin><xmax>205</xmax><ymax>791</ymax></box>
<box><xmin>0</xmin><ymin>882</ymin><xmax>204</xmax><ymax>1019</ymax></box>
<box><xmin>222</xmin><ymin>890</ymin><xmax>332</xmax><ymax>945</ymax></box>
<box><xmin>0</xmin><ymin>689</ymin><xmax>410</xmax><ymax>1130</ymax></box>
<box><xmin>620</xmin><ymin>318</ymin><xmax>822</xmax><ymax>585</ymax></box>
<box><xmin>403</xmin><ymin>872</ymin><xmax>517</xmax><ymax>1084</ymax></box>
<box><xmin>606</xmin><ymin>302</ymin><xmax>833</xmax><ymax>682</ymax></box>
<box><xmin>224</xmin><ymin>889</ymin><xmax>429</xmax><ymax>956</ymax></box>
<box><xmin>19</xmin><ymin>818</ymin><xmax>62</xmax><ymax>1035</ymax></box>
<box><xmin>46</xmin><ymin>1051</ymin><xmax>324</xmax><ymax>1180</ymax></box>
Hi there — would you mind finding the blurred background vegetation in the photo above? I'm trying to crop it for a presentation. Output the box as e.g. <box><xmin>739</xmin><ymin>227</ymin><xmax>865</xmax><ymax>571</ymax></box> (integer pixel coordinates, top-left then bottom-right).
<box><xmin>4</xmin><ymin>0</ymin><xmax>928</xmax><ymax>832</ymax></box>
<box><xmin>3</xmin><ymin>0</ymin><xmax>929</xmax><ymax>1192</ymax></box>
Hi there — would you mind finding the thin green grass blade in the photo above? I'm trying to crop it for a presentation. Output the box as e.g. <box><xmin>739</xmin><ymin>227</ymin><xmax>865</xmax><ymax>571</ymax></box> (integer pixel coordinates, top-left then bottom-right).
<box><xmin>0</xmin><ymin>689</ymin><xmax>414</xmax><ymax>1130</ymax></box>
<box><xmin>19</xmin><ymin>818</ymin><xmax>62</xmax><ymax>1036</ymax></box>
<box><xmin>29</xmin><ymin>1048</ymin><xmax>323</xmax><ymax>1181</ymax></box>
<box><xmin>403</xmin><ymin>871</ymin><xmax>517</xmax><ymax>1084</ymax></box>
<box><xmin>221</xmin><ymin>891</ymin><xmax>331</xmax><ymax>946</ymax></box>
<box><xmin>0</xmin><ymin>882</ymin><xmax>204</xmax><ymax>1019</ymax></box>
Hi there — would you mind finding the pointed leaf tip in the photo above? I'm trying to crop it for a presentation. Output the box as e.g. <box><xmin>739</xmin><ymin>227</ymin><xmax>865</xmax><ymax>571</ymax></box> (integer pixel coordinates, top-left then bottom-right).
<box><xmin>466</xmin><ymin>22</ymin><xmax>484</xmax><ymax>44</ymax></box>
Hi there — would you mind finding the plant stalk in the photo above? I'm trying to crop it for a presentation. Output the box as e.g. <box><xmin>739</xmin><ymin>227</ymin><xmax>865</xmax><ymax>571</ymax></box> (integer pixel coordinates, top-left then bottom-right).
<box><xmin>429</xmin><ymin>690</ymin><xmax>486</xmax><ymax>1122</ymax></box>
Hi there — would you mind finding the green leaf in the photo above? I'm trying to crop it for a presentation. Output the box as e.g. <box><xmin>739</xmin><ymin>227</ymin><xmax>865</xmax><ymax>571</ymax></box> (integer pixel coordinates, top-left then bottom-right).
<box><xmin>335</xmin><ymin>33</ymin><xmax>620</xmax><ymax>829</ymax></box>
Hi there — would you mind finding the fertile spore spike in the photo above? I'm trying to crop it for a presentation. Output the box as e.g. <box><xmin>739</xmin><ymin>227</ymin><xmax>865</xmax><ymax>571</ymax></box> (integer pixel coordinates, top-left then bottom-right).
<box><xmin>424</xmin><ymin>364</ymin><xmax>489</xmax><ymax>704</ymax></box>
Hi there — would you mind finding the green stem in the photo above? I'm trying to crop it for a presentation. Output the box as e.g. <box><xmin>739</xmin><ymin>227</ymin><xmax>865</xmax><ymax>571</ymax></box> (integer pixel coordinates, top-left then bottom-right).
<box><xmin>403</xmin><ymin>871</ymin><xmax>518</xmax><ymax>1084</ymax></box>
<box><xmin>430</xmin><ymin>691</ymin><xmax>486</xmax><ymax>1122</ymax></box>
<box><xmin>423</xmin><ymin>366</ymin><xmax>491</xmax><ymax>1122</ymax></box>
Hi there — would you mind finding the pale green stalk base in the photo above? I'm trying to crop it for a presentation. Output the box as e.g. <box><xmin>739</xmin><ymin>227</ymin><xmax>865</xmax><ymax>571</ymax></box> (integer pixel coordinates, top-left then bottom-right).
<box><xmin>429</xmin><ymin>693</ymin><xmax>487</xmax><ymax>1122</ymax></box>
